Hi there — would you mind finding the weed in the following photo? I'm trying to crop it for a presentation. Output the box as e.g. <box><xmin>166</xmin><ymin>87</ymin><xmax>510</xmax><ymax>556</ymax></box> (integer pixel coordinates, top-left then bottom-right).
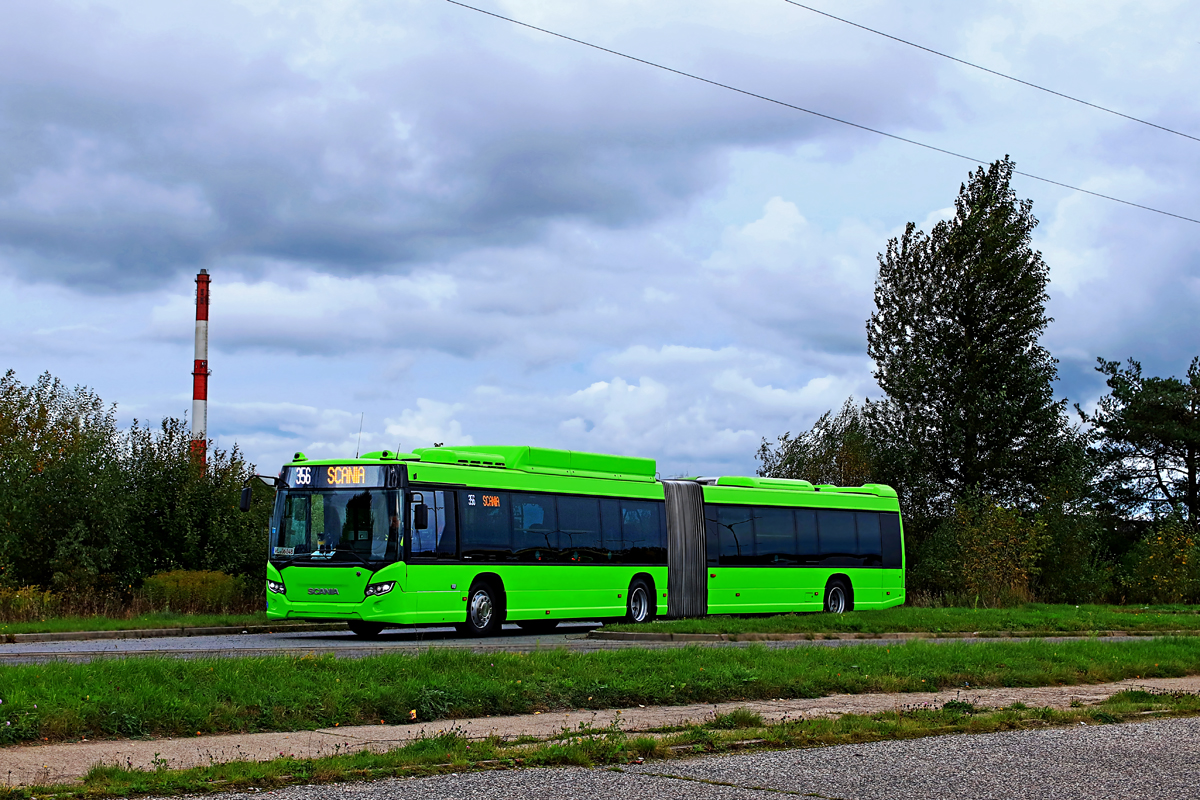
<box><xmin>711</xmin><ymin>707</ymin><xmax>765</xmax><ymax>729</ymax></box>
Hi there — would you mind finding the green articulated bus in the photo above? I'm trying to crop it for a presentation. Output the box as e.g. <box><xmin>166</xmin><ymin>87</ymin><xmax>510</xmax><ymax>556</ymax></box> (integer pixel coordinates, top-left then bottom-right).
<box><xmin>244</xmin><ymin>446</ymin><xmax>905</xmax><ymax>637</ymax></box>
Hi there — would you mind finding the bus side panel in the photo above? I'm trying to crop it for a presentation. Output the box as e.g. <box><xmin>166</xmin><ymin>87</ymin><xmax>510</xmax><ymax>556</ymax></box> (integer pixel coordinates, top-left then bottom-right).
<box><xmin>502</xmin><ymin>564</ymin><xmax>626</xmax><ymax>621</ymax></box>
<box><xmin>410</xmin><ymin>562</ymin><xmax>473</xmax><ymax>624</ymax></box>
<box><xmin>850</xmin><ymin>567</ymin><xmax>882</xmax><ymax>608</ymax></box>
<box><xmin>880</xmin><ymin>568</ymin><xmax>905</xmax><ymax>607</ymax></box>
<box><xmin>707</xmin><ymin>567</ymin><xmax>824</xmax><ymax>614</ymax></box>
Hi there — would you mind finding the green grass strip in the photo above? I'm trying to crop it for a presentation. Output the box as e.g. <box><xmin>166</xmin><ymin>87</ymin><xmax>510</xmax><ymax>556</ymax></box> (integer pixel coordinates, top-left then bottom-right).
<box><xmin>0</xmin><ymin>613</ymin><xmax>282</xmax><ymax>636</ymax></box>
<box><xmin>605</xmin><ymin>603</ymin><xmax>1200</xmax><ymax>635</ymax></box>
<box><xmin>8</xmin><ymin>688</ymin><xmax>1200</xmax><ymax>799</ymax></box>
<box><xmin>3</xmin><ymin>637</ymin><xmax>1200</xmax><ymax>745</ymax></box>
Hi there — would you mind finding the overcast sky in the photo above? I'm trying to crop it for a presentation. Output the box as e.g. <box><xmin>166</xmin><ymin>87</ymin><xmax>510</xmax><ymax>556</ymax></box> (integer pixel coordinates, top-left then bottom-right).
<box><xmin>2</xmin><ymin>0</ymin><xmax>1198</xmax><ymax>477</ymax></box>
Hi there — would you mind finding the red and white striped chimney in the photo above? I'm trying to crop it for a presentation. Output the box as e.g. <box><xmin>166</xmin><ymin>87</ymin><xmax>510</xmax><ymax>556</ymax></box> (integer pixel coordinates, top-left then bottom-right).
<box><xmin>191</xmin><ymin>269</ymin><xmax>211</xmax><ymax>466</ymax></box>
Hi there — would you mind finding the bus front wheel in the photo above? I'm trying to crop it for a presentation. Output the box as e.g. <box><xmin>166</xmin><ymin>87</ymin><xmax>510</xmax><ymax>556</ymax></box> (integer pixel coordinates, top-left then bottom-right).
<box><xmin>624</xmin><ymin>578</ymin><xmax>655</xmax><ymax>624</ymax></box>
<box><xmin>823</xmin><ymin>579</ymin><xmax>852</xmax><ymax>614</ymax></box>
<box><xmin>458</xmin><ymin>580</ymin><xmax>505</xmax><ymax>637</ymax></box>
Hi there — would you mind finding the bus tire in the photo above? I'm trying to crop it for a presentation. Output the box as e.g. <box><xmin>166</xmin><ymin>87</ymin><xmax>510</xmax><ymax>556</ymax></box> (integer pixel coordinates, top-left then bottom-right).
<box><xmin>624</xmin><ymin>577</ymin><xmax>655</xmax><ymax>624</ymax></box>
<box><xmin>515</xmin><ymin>620</ymin><xmax>558</xmax><ymax>633</ymax></box>
<box><xmin>458</xmin><ymin>579</ymin><xmax>505</xmax><ymax>637</ymax></box>
<box><xmin>823</xmin><ymin>578</ymin><xmax>852</xmax><ymax>614</ymax></box>
<box><xmin>348</xmin><ymin>621</ymin><xmax>385</xmax><ymax>638</ymax></box>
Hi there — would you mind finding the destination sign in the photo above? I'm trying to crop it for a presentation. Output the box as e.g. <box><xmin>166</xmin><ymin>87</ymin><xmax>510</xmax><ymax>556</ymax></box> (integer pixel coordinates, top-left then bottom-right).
<box><xmin>282</xmin><ymin>465</ymin><xmax>393</xmax><ymax>489</ymax></box>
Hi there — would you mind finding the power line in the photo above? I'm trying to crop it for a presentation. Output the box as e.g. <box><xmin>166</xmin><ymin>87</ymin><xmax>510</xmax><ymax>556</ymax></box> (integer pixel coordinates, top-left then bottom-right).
<box><xmin>444</xmin><ymin>0</ymin><xmax>1200</xmax><ymax>226</ymax></box>
<box><xmin>780</xmin><ymin>0</ymin><xmax>1200</xmax><ymax>144</ymax></box>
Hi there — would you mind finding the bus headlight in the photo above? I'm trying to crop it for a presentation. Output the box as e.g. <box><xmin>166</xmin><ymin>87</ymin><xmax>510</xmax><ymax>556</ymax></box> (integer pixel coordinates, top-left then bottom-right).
<box><xmin>365</xmin><ymin>581</ymin><xmax>395</xmax><ymax>597</ymax></box>
<box><xmin>267</xmin><ymin>580</ymin><xmax>286</xmax><ymax>594</ymax></box>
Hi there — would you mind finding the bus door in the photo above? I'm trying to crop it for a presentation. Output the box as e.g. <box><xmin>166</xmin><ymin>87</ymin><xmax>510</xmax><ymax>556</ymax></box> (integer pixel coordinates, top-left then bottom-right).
<box><xmin>407</xmin><ymin>490</ymin><xmax>468</xmax><ymax>624</ymax></box>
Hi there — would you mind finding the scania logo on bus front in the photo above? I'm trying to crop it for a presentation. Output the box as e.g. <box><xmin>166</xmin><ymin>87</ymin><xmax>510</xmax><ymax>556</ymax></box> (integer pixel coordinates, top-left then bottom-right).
<box><xmin>308</xmin><ymin>587</ymin><xmax>340</xmax><ymax>595</ymax></box>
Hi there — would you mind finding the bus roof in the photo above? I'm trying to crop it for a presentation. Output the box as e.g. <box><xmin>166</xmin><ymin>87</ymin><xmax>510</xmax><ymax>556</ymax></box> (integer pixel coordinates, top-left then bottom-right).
<box><xmin>286</xmin><ymin>446</ymin><xmax>895</xmax><ymax>496</ymax></box>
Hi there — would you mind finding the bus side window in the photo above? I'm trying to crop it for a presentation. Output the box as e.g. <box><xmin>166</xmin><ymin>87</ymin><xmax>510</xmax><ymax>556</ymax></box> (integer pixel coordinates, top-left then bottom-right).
<box><xmin>880</xmin><ymin>512</ymin><xmax>903</xmax><ymax>568</ymax></box>
<box><xmin>600</xmin><ymin>498</ymin><xmax>622</xmax><ymax>561</ymax></box>
<box><xmin>754</xmin><ymin>507</ymin><xmax>797</xmax><ymax>565</ymax></box>
<box><xmin>717</xmin><ymin>505</ymin><xmax>754</xmax><ymax>566</ymax></box>
<box><xmin>409</xmin><ymin>492</ymin><xmax>437</xmax><ymax>559</ymax></box>
<box><xmin>816</xmin><ymin>509</ymin><xmax>857</xmax><ymax>565</ymax></box>
<box><xmin>557</xmin><ymin>495</ymin><xmax>602</xmax><ymax>562</ymax></box>
<box><xmin>796</xmin><ymin>509</ymin><xmax>818</xmax><ymax>563</ymax></box>
<box><xmin>459</xmin><ymin>491</ymin><xmax>512</xmax><ymax>561</ymax></box>
<box><xmin>856</xmin><ymin>512</ymin><xmax>882</xmax><ymax>566</ymax></box>
<box><xmin>435</xmin><ymin>491</ymin><xmax>457</xmax><ymax>559</ymax></box>
<box><xmin>512</xmin><ymin>494</ymin><xmax>558</xmax><ymax>562</ymax></box>
<box><xmin>620</xmin><ymin>500</ymin><xmax>666</xmax><ymax>564</ymax></box>
<box><xmin>704</xmin><ymin>504</ymin><xmax>720</xmax><ymax>566</ymax></box>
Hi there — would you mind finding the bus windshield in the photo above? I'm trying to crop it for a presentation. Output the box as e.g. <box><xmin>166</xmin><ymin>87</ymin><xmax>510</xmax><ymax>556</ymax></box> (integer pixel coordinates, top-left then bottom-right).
<box><xmin>272</xmin><ymin>488</ymin><xmax>400</xmax><ymax>563</ymax></box>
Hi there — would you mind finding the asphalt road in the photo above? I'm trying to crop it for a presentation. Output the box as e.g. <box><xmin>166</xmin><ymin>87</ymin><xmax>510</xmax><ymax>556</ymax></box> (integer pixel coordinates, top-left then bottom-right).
<box><xmin>0</xmin><ymin>623</ymin><xmax>605</xmax><ymax>663</ymax></box>
<box><xmin>177</xmin><ymin>715</ymin><xmax>1200</xmax><ymax>800</ymax></box>
<box><xmin>0</xmin><ymin>622</ymin><xmax>1171</xmax><ymax>664</ymax></box>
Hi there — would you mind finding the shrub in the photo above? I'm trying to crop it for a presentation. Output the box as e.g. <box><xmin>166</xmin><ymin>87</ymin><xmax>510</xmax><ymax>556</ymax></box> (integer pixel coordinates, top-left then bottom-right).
<box><xmin>908</xmin><ymin>494</ymin><xmax>1049</xmax><ymax>607</ymax></box>
<box><xmin>1121</xmin><ymin>516</ymin><xmax>1198</xmax><ymax>604</ymax></box>
<box><xmin>0</xmin><ymin>585</ymin><xmax>62</xmax><ymax>622</ymax></box>
<box><xmin>141</xmin><ymin>570</ymin><xmax>250</xmax><ymax>614</ymax></box>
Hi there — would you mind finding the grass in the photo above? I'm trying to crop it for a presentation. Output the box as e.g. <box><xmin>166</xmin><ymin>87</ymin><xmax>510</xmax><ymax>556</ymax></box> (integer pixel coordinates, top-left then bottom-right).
<box><xmin>604</xmin><ymin>603</ymin><xmax>1200</xmax><ymax>636</ymax></box>
<box><xmin>10</xmin><ymin>688</ymin><xmax>1200</xmax><ymax>798</ymax></box>
<box><xmin>0</xmin><ymin>612</ymin><xmax>297</xmax><ymax>636</ymax></box>
<box><xmin>3</xmin><ymin>637</ymin><xmax>1200</xmax><ymax>745</ymax></box>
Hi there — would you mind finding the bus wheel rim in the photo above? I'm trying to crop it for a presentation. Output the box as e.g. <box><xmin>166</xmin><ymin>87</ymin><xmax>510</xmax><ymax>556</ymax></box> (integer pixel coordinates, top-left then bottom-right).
<box><xmin>471</xmin><ymin>590</ymin><xmax>493</xmax><ymax>628</ymax></box>
<box><xmin>631</xmin><ymin>588</ymin><xmax>647</xmax><ymax>621</ymax></box>
<box><xmin>829</xmin><ymin>587</ymin><xmax>844</xmax><ymax>613</ymax></box>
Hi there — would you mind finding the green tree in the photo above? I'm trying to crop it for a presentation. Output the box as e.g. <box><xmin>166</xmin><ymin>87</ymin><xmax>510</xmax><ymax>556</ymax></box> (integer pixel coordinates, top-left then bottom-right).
<box><xmin>865</xmin><ymin>156</ymin><xmax>1075</xmax><ymax>519</ymax></box>
<box><xmin>1080</xmin><ymin>357</ymin><xmax>1200</xmax><ymax>523</ymax></box>
<box><xmin>0</xmin><ymin>369</ymin><xmax>271</xmax><ymax>592</ymax></box>
<box><xmin>756</xmin><ymin>398</ymin><xmax>878</xmax><ymax>486</ymax></box>
<box><xmin>0</xmin><ymin>370</ymin><xmax>130</xmax><ymax>590</ymax></box>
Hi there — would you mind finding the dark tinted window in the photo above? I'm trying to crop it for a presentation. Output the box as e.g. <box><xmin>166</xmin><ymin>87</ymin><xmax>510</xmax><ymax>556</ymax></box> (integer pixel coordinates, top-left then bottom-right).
<box><xmin>856</xmin><ymin>511</ymin><xmax>882</xmax><ymax>566</ymax></box>
<box><xmin>704</xmin><ymin>505</ymin><xmax>720</xmax><ymax>565</ymax></box>
<box><xmin>620</xmin><ymin>500</ymin><xmax>667</xmax><ymax>564</ymax></box>
<box><xmin>881</xmin><ymin>512</ymin><xmax>903</xmax><ymax>568</ymax></box>
<box><xmin>512</xmin><ymin>494</ymin><xmax>558</xmax><ymax>562</ymax></box>
<box><xmin>716</xmin><ymin>505</ymin><xmax>755</xmax><ymax>565</ymax></box>
<box><xmin>558</xmin><ymin>495</ymin><xmax>603</xmax><ymax>562</ymax></box>
<box><xmin>754</xmin><ymin>507</ymin><xmax>797</xmax><ymax>564</ymax></box>
<box><xmin>600</xmin><ymin>498</ymin><xmax>622</xmax><ymax>558</ymax></box>
<box><xmin>817</xmin><ymin>509</ymin><xmax>857</xmax><ymax>556</ymax></box>
<box><xmin>796</xmin><ymin>509</ymin><xmax>818</xmax><ymax>559</ymax></box>
<box><xmin>459</xmin><ymin>490</ymin><xmax>512</xmax><ymax>560</ymax></box>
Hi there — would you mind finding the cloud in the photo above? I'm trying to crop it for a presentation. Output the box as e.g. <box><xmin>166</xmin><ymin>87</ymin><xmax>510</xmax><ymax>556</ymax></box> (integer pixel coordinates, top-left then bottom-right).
<box><xmin>385</xmin><ymin>400</ymin><xmax>474</xmax><ymax>450</ymax></box>
<box><xmin>0</xmin><ymin>0</ymin><xmax>944</xmax><ymax>290</ymax></box>
<box><xmin>2</xmin><ymin>0</ymin><xmax>1198</xmax><ymax>480</ymax></box>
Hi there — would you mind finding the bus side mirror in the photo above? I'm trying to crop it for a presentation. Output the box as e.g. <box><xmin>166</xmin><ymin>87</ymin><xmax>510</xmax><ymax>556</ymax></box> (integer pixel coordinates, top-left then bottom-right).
<box><xmin>413</xmin><ymin>503</ymin><xmax>429</xmax><ymax>530</ymax></box>
<box><xmin>239</xmin><ymin>487</ymin><xmax>252</xmax><ymax>513</ymax></box>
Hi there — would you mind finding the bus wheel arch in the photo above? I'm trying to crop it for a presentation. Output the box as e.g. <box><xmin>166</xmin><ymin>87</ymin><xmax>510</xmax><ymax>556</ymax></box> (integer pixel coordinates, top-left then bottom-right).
<box><xmin>824</xmin><ymin>575</ymin><xmax>854</xmax><ymax>614</ymax></box>
<box><xmin>625</xmin><ymin>573</ymin><xmax>656</xmax><ymax>624</ymax></box>
<box><xmin>459</xmin><ymin>573</ymin><xmax>506</xmax><ymax>637</ymax></box>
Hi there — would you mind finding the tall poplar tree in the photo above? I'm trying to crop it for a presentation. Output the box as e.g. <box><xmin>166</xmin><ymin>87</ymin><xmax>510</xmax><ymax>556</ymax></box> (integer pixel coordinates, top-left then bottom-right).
<box><xmin>866</xmin><ymin>157</ymin><xmax>1073</xmax><ymax>519</ymax></box>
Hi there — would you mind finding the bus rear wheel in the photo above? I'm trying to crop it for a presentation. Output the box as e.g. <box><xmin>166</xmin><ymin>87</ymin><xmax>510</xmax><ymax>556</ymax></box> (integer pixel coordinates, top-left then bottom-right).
<box><xmin>348</xmin><ymin>621</ymin><xmax>385</xmax><ymax>637</ymax></box>
<box><xmin>624</xmin><ymin>578</ymin><xmax>655</xmax><ymax>624</ymax></box>
<box><xmin>457</xmin><ymin>580</ymin><xmax>505</xmax><ymax>637</ymax></box>
<box><xmin>823</xmin><ymin>579</ymin><xmax>852</xmax><ymax>614</ymax></box>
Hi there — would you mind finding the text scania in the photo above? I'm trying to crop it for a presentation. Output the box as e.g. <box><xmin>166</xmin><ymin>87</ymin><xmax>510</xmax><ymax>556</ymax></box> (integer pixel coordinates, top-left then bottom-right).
<box><xmin>326</xmin><ymin>466</ymin><xmax>366</xmax><ymax>486</ymax></box>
